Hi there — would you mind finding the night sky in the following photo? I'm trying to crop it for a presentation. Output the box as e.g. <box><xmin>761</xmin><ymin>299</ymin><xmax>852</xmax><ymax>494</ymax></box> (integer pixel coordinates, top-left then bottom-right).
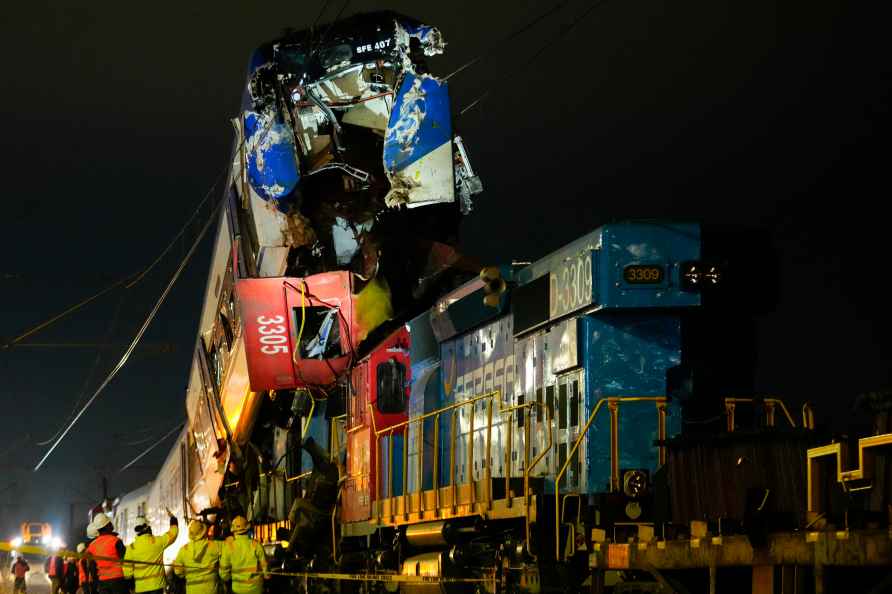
<box><xmin>1</xmin><ymin>0</ymin><xmax>889</xmax><ymax>542</ymax></box>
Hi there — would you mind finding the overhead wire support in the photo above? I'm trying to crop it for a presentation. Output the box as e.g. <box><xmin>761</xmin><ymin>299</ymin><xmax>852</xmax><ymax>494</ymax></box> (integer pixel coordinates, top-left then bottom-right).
<box><xmin>460</xmin><ymin>0</ymin><xmax>614</xmax><ymax>116</ymax></box>
<box><xmin>33</xmin><ymin>196</ymin><xmax>225</xmax><ymax>472</ymax></box>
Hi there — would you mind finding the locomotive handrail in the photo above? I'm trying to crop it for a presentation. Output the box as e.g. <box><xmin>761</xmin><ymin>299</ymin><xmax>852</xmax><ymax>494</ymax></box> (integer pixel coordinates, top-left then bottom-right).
<box><xmin>724</xmin><ymin>397</ymin><xmax>797</xmax><ymax>431</ymax></box>
<box><xmin>554</xmin><ymin>396</ymin><xmax>667</xmax><ymax>561</ymax></box>
<box><xmin>372</xmin><ymin>391</ymin><xmax>503</xmax><ymax>521</ymax></box>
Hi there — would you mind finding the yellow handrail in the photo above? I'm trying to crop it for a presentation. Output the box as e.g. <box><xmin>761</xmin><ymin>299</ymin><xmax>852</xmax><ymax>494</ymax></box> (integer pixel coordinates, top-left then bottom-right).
<box><xmin>725</xmin><ymin>397</ymin><xmax>797</xmax><ymax>431</ymax></box>
<box><xmin>371</xmin><ymin>390</ymin><xmax>502</xmax><ymax>520</ymax></box>
<box><xmin>553</xmin><ymin>396</ymin><xmax>667</xmax><ymax>560</ymax></box>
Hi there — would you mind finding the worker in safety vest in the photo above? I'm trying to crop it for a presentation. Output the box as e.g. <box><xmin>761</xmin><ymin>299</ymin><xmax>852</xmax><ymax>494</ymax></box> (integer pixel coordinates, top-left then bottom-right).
<box><xmin>85</xmin><ymin>513</ymin><xmax>127</xmax><ymax>594</ymax></box>
<box><xmin>218</xmin><ymin>517</ymin><xmax>267</xmax><ymax>594</ymax></box>
<box><xmin>123</xmin><ymin>513</ymin><xmax>179</xmax><ymax>594</ymax></box>
<box><xmin>173</xmin><ymin>520</ymin><xmax>221</xmax><ymax>594</ymax></box>
<box><xmin>76</xmin><ymin>543</ymin><xmax>95</xmax><ymax>594</ymax></box>
<box><xmin>45</xmin><ymin>554</ymin><xmax>65</xmax><ymax>594</ymax></box>
<box><xmin>12</xmin><ymin>555</ymin><xmax>29</xmax><ymax>594</ymax></box>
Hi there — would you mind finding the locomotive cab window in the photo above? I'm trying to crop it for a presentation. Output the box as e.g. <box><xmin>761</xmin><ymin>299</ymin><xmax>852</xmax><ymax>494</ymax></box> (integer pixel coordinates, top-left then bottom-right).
<box><xmin>295</xmin><ymin>306</ymin><xmax>342</xmax><ymax>359</ymax></box>
<box><xmin>376</xmin><ymin>358</ymin><xmax>407</xmax><ymax>414</ymax></box>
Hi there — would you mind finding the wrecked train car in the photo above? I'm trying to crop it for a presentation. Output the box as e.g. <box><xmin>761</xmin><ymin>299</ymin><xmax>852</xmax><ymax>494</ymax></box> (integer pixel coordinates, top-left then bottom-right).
<box><xmin>231</xmin><ymin>11</ymin><xmax>482</xmax><ymax>289</ymax></box>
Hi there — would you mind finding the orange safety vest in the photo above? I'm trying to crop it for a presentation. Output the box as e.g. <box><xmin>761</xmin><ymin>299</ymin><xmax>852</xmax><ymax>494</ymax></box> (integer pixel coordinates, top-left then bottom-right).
<box><xmin>78</xmin><ymin>558</ymin><xmax>91</xmax><ymax>585</ymax></box>
<box><xmin>47</xmin><ymin>556</ymin><xmax>60</xmax><ymax>578</ymax></box>
<box><xmin>13</xmin><ymin>561</ymin><xmax>29</xmax><ymax>579</ymax></box>
<box><xmin>87</xmin><ymin>534</ymin><xmax>124</xmax><ymax>581</ymax></box>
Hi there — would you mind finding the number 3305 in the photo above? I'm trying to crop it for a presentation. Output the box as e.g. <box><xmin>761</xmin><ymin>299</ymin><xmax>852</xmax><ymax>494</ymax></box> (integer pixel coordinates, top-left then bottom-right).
<box><xmin>257</xmin><ymin>315</ymin><xmax>289</xmax><ymax>354</ymax></box>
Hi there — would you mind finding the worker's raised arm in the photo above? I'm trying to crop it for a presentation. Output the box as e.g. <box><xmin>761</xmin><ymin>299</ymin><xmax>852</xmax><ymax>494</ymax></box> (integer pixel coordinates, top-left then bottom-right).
<box><xmin>163</xmin><ymin>514</ymin><xmax>180</xmax><ymax>546</ymax></box>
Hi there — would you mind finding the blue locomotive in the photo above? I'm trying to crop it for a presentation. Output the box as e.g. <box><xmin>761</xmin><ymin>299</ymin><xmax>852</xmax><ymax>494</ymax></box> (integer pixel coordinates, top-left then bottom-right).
<box><xmin>334</xmin><ymin>221</ymin><xmax>711</xmax><ymax>588</ymax></box>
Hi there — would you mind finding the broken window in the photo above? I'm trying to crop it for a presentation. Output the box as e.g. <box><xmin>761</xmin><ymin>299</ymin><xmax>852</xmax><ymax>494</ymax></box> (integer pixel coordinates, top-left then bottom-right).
<box><xmin>295</xmin><ymin>306</ymin><xmax>342</xmax><ymax>360</ymax></box>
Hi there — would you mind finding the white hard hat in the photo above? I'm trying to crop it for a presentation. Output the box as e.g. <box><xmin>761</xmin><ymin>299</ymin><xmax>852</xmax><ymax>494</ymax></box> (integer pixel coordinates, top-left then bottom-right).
<box><xmin>135</xmin><ymin>516</ymin><xmax>149</xmax><ymax>529</ymax></box>
<box><xmin>90</xmin><ymin>512</ymin><xmax>112</xmax><ymax>532</ymax></box>
<box><xmin>86</xmin><ymin>524</ymin><xmax>98</xmax><ymax>539</ymax></box>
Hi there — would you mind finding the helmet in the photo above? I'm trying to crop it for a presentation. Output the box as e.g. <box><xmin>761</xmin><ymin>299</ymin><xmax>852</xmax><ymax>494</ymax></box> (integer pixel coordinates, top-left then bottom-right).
<box><xmin>91</xmin><ymin>512</ymin><xmax>112</xmax><ymax>532</ymax></box>
<box><xmin>231</xmin><ymin>516</ymin><xmax>249</xmax><ymax>535</ymax></box>
<box><xmin>86</xmin><ymin>524</ymin><xmax>98</xmax><ymax>539</ymax></box>
<box><xmin>188</xmin><ymin>520</ymin><xmax>207</xmax><ymax>541</ymax></box>
<box><xmin>135</xmin><ymin>516</ymin><xmax>149</xmax><ymax>529</ymax></box>
<box><xmin>76</xmin><ymin>543</ymin><xmax>86</xmax><ymax>554</ymax></box>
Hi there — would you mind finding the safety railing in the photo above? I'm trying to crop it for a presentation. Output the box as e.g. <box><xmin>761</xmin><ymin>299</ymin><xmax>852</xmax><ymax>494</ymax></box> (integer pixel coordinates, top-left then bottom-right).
<box><xmin>371</xmin><ymin>390</ymin><xmax>550</xmax><ymax>538</ymax></box>
<box><xmin>554</xmin><ymin>396</ymin><xmax>668</xmax><ymax>561</ymax></box>
<box><xmin>724</xmin><ymin>397</ymin><xmax>803</xmax><ymax>432</ymax></box>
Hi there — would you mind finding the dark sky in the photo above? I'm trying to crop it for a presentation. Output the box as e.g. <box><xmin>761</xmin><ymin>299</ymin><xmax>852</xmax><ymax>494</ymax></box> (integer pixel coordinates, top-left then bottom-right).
<box><xmin>1</xmin><ymin>1</ymin><xmax>889</xmax><ymax>540</ymax></box>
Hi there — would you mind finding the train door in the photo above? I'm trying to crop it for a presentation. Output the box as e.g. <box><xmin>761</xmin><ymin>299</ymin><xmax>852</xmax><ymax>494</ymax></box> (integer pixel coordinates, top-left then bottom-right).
<box><xmin>555</xmin><ymin>369</ymin><xmax>585</xmax><ymax>492</ymax></box>
<box><xmin>343</xmin><ymin>363</ymin><xmax>372</xmax><ymax>523</ymax></box>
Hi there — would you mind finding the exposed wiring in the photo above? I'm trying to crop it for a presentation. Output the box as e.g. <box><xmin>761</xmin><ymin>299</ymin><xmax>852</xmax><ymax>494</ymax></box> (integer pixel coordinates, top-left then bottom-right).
<box><xmin>34</xmin><ymin>196</ymin><xmax>224</xmax><ymax>472</ymax></box>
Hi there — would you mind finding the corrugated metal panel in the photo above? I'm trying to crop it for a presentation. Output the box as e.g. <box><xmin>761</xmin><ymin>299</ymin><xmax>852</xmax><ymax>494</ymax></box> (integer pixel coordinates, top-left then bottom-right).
<box><xmin>667</xmin><ymin>431</ymin><xmax>814</xmax><ymax>526</ymax></box>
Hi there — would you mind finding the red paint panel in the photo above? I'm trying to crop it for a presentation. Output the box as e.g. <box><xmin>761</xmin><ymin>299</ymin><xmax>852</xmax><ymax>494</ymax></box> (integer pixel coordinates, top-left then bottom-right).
<box><xmin>341</xmin><ymin>328</ymin><xmax>411</xmax><ymax>527</ymax></box>
<box><xmin>367</xmin><ymin>327</ymin><xmax>411</xmax><ymax>433</ymax></box>
<box><xmin>237</xmin><ymin>277</ymin><xmax>296</xmax><ymax>390</ymax></box>
<box><xmin>237</xmin><ymin>272</ymin><xmax>357</xmax><ymax>390</ymax></box>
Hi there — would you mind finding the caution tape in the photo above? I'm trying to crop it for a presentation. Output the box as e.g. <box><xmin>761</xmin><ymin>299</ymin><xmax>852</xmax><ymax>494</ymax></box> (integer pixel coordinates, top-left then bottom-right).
<box><xmin>264</xmin><ymin>570</ymin><xmax>491</xmax><ymax>584</ymax></box>
<box><xmin>1</xmin><ymin>541</ymin><xmax>492</xmax><ymax>585</ymax></box>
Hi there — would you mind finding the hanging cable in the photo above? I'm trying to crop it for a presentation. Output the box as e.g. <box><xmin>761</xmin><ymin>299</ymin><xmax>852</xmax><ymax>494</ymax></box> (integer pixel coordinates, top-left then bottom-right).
<box><xmin>125</xmin><ymin>173</ymin><xmax>224</xmax><ymax>289</ymax></box>
<box><xmin>34</xmin><ymin>295</ymin><xmax>127</xmax><ymax>446</ymax></box>
<box><xmin>1</xmin><ymin>274</ymin><xmax>136</xmax><ymax>350</ymax></box>
<box><xmin>444</xmin><ymin>0</ymin><xmax>572</xmax><ymax>81</ymax></box>
<box><xmin>3</xmin><ymin>174</ymin><xmax>225</xmax><ymax>351</ymax></box>
<box><xmin>119</xmin><ymin>422</ymin><xmax>185</xmax><ymax>472</ymax></box>
<box><xmin>34</xmin><ymin>196</ymin><xmax>224</xmax><ymax>472</ymax></box>
<box><xmin>460</xmin><ymin>0</ymin><xmax>613</xmax><ymax>116</ymax></box>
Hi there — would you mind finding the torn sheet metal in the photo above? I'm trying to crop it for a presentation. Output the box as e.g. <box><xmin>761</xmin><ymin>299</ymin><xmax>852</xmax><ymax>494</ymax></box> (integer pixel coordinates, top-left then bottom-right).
<box><xmin>234</xmin><ymin>11</ymin><xmax>484</xmax><ymax>305</ymax></box>
<box><xmin>394</xmin><ymin>20</ymin><xmax>446</xmax><ymax>69</ymax></box>
<box><xmin>383</xmin><ymin>73</ymin><xmax>454</xmax><ymax>207</ymax></box>
<box><xmin>332</xmin><ymin>216</ymin><xmax>373</xmax><ymax>265</ymax></box>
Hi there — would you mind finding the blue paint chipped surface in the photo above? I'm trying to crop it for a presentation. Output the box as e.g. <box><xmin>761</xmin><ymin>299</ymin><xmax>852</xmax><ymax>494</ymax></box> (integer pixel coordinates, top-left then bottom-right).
<box><xmin>383</xmin><ymin>74</ymin><xmax>452</xmax><ymax>172</ymax></box>
<box><xmin>244</xmin><ymin>110</ymin><xmax>300</xmax><ymax>210</ymax></box>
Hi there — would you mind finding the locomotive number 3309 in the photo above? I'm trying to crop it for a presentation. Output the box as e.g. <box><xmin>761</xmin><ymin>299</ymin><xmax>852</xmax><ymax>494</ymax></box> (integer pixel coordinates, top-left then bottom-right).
<box><xmin>256</xmin><ymin>315</ymin><xmax>289</xmax><ymax>355</ymax></box>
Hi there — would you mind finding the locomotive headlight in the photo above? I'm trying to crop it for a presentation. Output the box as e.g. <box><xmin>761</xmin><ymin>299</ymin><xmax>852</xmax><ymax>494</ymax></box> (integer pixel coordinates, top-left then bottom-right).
<box><xmin>622</xmin><ymin>470</ymin><xmax>648</xmax><ymax>499</ymax></box>
<box><xmin>11</xmin><ymin>536</ymin><xmax>22</xmax><ymax>548</ymax></box>
<box><xmin>680</xmin><ymin>261</ymin><xmax>722</xmax><ymax>291</ymax></box>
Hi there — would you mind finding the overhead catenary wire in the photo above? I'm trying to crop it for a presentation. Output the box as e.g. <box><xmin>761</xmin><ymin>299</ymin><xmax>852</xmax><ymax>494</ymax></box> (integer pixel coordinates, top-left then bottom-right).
<box><xmin>0</xmin><ymin>273</ymin><xmax>137</xmax><ymax>350</ymax></box>
<box><xmin>33</xmin><ymin>196</ymin><xmax>224</xmax><ymax>472</ymax></box>
<box><xmin>443</xmin><ymin>0</ymin><xmax>572</xmax><ymax>81</ymax></box>
<box><xmin>2</xmin><ymin>174</ymin><xmax>224</xmax><ymax>351</ymax></box>
<box><xmin>460</xmin><ymin>0</ymin><xmax>613</xmax><ymax>116</ymax></box>
<box><xmin>124</xmin><ymin>173</ymin><xmax>224</xmax><ymax>289</ymax></box>
<box><xmin>34</xmin><ymin>294</ymin><xmax>127</xmax><ymax>446</ymax></box>
<box><xmin>119</xmin><ymin>422</ymin><xmax>184</xmax><ymax>472</ymax></box>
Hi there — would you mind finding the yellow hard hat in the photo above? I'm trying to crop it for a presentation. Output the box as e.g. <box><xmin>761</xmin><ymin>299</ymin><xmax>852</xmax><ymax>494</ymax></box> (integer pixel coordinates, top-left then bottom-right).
<box><xmin>188</xmin><ymin>520</ymin><xmax>207</xmax><ymax>541</ymax></box>
<box><xmin>231</xmin><ymin>516</ymin><xmax>249</xmax><ymax>535</ymax></box>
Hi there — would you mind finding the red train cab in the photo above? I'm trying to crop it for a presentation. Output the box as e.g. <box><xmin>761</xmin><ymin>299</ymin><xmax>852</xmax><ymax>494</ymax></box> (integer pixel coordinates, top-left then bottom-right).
<box><xmin>342</xmin><ymin>327</ymin><xmax>411</xmax><ymax>523</ymax></box>
<box><xmin>237</xmin><ymin>271</ymin><xmax>360</xmax><ymax>390</ymax></box>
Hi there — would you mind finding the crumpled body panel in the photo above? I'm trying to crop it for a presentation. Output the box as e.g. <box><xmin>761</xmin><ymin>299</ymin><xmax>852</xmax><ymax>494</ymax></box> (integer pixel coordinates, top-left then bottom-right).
<box><xmin>383</xmin><ymin>73</ymin><xmax>454</xmax><ymax>207</ymax></box>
